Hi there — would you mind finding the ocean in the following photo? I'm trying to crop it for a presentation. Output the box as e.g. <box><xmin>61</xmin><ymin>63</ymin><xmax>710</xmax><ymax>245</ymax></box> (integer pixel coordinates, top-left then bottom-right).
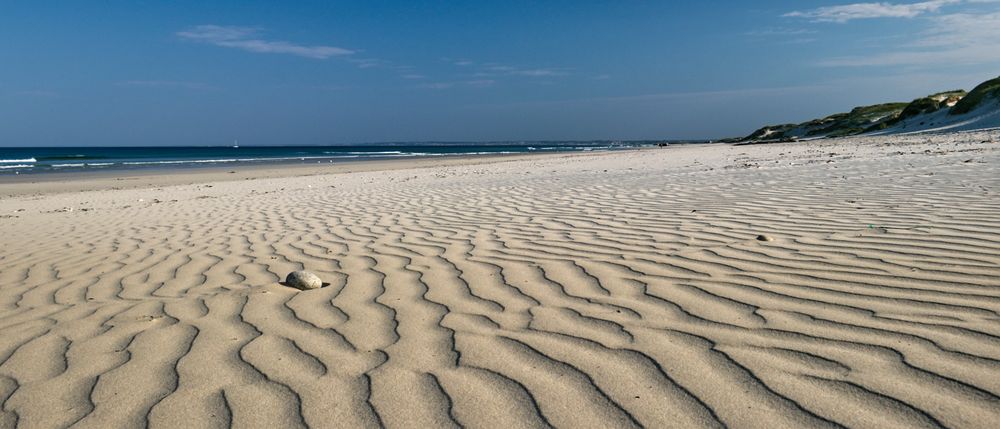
<box><xmin>0</xmin><ymin>142</ymin><xmax>654</xmax><ymax>175</ymax></box>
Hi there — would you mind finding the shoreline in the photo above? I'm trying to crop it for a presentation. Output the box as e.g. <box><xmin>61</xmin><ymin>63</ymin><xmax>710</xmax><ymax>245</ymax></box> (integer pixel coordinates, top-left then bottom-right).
<box><xmin>0</xmin><ymin>149</ymin><xmax>643</xmax><ymax>197</ymax></box>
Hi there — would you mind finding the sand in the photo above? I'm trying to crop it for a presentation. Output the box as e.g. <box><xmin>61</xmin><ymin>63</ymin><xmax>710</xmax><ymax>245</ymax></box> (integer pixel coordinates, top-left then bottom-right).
<box><xmin>1</xmin><ymin>131</ymin><xmax>998</xmax><ymax>428</ymax></box>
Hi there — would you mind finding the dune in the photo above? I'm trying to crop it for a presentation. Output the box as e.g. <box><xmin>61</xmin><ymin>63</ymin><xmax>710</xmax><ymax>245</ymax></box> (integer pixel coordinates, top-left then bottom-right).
<box><xmin>1</xmin><ymin>131</ymin><xmax>999</xmax><ymax>428</ymax></box>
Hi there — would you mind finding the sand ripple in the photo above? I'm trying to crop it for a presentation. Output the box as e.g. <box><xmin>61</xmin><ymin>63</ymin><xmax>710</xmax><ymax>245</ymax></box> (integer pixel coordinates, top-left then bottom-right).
<box><xmin>1</xmin><ymin>133</ymin><xmax>999</xmax><ymax>428</ymax></box>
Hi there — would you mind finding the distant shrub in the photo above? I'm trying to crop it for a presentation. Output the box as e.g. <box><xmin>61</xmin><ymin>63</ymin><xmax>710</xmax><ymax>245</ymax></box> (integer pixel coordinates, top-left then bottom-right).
<box><xmin>950</xmin><ymin>76</ymin><xmax>1000</xmax><ymax>115</ymax></box>
<box><xmin>828</xmin><ymin>127</ymin><xmax>865</xmax><ymax>137</ymax></box>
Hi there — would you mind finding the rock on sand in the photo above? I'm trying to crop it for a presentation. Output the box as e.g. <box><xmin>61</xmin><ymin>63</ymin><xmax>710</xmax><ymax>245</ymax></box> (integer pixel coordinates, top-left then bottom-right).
<box><xmin>285</xmin><ymin>271</ymin><xmax>323</xmax><ymax>290</ymax></box>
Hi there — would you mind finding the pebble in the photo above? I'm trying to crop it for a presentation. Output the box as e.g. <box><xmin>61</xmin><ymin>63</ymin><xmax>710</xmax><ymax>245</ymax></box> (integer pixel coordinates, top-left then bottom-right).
<box><xmin>284</xmin><ymin>271</ymin><xmax>323</xmax><ymax>290</ymax></box>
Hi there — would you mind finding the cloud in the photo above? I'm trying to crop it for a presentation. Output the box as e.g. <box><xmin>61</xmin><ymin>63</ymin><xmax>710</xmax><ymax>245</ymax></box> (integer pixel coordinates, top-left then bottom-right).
<box><xmin>15</xmin><ymin>90</ymin><xmax>58</xmax><ymax>98</ymax></box>
<box><xmin>347</xmin><ymin>58</ymin><xmax>386</xmax><ymax>68</ymax></box>
<box><xmin>468</xmin><ymin>85</ymin><xmax>830</xmax><ymax>109</ymax></box>
<box><xmin>745</xmin><ymin>28</ymin><xmax>819</xmax><ymax>45</ymax></box>
<box><xmin>785</xmin><ymin>0</ymin><xmax>959</xmax><ymax>22</ymax></box>
<box><xmin>177</xmin><ymin>25</ymin><xmax>354</xmax><ymax>59</ymax></box>
<box><xmin>915</xmin><ymin>10</ymin><xmax>1000</xmax><ymax>46</ymax></box>
<box><xmin>298</xmin><ymin>84</ymin><xmax>351</xmax><ymax>92</ymax></box>
<box><xmin>117</xmin><ymin>80</ymin><xmax>215</xmax><ymax>90</ymax></box>
<box><xmin>462</xmin><ymin>62</ymin><xmax>571</xmax><ymax>79</ymax></box>
<box><xmin>439</xmin><ymin>58</ymin><xmax>475</xmax><ymax>66</ymax></box>
<box><xmin>510</xmin><ymin>69</ymin><xmax>568</xmax><ymax>77</ymax></box>
<box><xmin>745</xmin><ymin>28</ymin><xmax>817</xmax><ymax>36</ymax></box>
<box><xmin>418</xmin><ymin>80</ymin><xmax>496</xmax><ymax>90</ymax></box>
<box><xmin>780</xmin><ymin>38</ymin><xmax>819</xmax><ymax>45</ymax></box>
<box><xmin>819</xmin><ymin>11</ymin><xmax>1000</xmax><ymax>65</ymax></box>
<box><xmin>484</xmin><ymin>65</ymin><xmax>567</xmax><ymax>77</ymax></box>
<box><xmin>483</xmin><ymin>64</ymin><xmax>516</xmax><ymax>72</ymax></box>
<box><xmin>401</xmin><ymin>74</ymin><xmax>426</xmax><ymax>79</ymax></box>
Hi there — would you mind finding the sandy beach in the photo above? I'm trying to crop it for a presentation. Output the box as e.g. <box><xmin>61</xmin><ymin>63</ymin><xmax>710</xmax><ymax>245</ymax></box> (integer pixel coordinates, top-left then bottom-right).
<box><xmin>1</xmin><ymin>132</ymin><xmax>999</xmax><ymax>428</ymax></box>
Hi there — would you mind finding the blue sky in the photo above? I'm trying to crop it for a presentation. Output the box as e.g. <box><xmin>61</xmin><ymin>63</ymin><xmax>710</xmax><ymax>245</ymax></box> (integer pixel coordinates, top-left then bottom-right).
<box><xmin>1</xmin><ymin>0</ymin><xmax>999</xmax><ymax>146</ymax></box>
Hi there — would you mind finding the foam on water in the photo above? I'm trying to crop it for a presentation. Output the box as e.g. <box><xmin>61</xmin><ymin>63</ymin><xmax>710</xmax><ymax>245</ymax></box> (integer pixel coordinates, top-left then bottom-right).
<box><xmin>0</xmin><ymin>142</ymin><xmax>656</xmax><ymax>175</ymax></box>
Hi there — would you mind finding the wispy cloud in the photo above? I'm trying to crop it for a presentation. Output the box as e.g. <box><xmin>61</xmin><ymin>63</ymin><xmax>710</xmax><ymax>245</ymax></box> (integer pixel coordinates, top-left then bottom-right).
<box><xmin>455</xmin><ymin>61</ymin><xmax>571</xmax><ymax>79</ymax></box>
<box><xmin>510</xmin><ymin>69</ymin><xmax>568</xmax><ymax>77</ymax></box>
<box><xmin>484</xmin><ymin>66</ymin><xmax>514</xmax><ymax>73</ymax></box>
<box><xmin>306</xmin><ymin>85</ymin><xmax>352</xmax><ymax>91</ymax></box>
<box><xmin>15</xmin><ymin>90</ymin><xmax>58</xmax><ymax>98</ymax></box>
<box><xmin>177</xmin><ymin>25</ymin><xmax>354</xmax><ymax>59</ymax></box>
<box><xmin>586</xmin><ymin>85</ymin><xmax>831</xmax><ymax>103</ymax></box>
<box><xmin>418</xmin><ymin>79</ymin><xmax>496</xmax><ymax>90</ymax></box>
<box><xmin>819</xmin><ymin>11</ymin><xmax>1000</xmax><ymax>66</ymax></box>
<box><xmin>781</xmin><ymin>38</ymin><xmax>819</xmax><ymax>45</ymax></box>
<box><xmin>117</xmin><ymin>80</ymin><xmax>216</xmax><ymax>90</ymax></box>
<box><xmin>745</xmin><ymin>27</ymin><xmax>817</xmax><ymax>36</ymax></box>
<box><xmin>785</xmin><ymin>0</ymin><xmax>959</xmax><ymax>22</ymax></box>
<box><xmin>469</xmin><ymin>85</ymin><xmax>830</xmax><ymax>109</ymax></box>
<box><xmin>347</xmin><ymin>58</ymin><xmax>386</xmax><ymax>68</ymax></box>
<box><xmin>745</xmin><ymin>27</ymin><xmax>819</xmax><ymax>44</ymax></box>
<box><xmin>914</xmin><ymin>10</ymin><xmax>1000</xmax><ymax>47</ymax></box>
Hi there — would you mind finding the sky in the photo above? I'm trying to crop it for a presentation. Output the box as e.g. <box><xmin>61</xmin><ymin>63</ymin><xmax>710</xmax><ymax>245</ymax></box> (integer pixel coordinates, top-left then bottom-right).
<box><xmin>1</xmin><ymin>0</ymin><xmax>999</xmax><ymax>146</ymax></box>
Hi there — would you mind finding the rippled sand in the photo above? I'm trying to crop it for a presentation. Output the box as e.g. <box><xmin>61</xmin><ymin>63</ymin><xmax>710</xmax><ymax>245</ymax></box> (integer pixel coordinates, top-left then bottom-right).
<box><xmin>1</xmin><ymin>132</ymin><xmax>999</xmax><ymax>428</ymax></box>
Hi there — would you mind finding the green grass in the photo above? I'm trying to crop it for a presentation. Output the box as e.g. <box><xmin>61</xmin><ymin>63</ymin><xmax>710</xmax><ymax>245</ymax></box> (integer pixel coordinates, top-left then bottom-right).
<box><xmin>896</xmin><ymin>92</ymin><xmax>963</xmax><ymax>120</ymax></box>
<box><xmin>745</xmin><ymin>124</ymin><xmax>796</xmax><ymax>141</ymax></box>
<box><xmin>803</xmin><ymin>103</ymin><xmax>908</xmax><ymax>136</ymax></box>
<box><xmin>928</xmin><ymin>90</ymin><xmax>966</xmax><ymax>98</ymax></box>
<box><xmin>849</xmin><ymin>103</ymin><xmax>908</xmax><ymax>118</ymax></box>
<box><xmin>950</xmin><ymin>76</ymin><xmax>1000</xmax><ymax>115</ymax></box>
<box><xmin>737</xmin><ymin>76</ymin><xmax>1000</xmax><ymax>141</ymax></box>
<box><xmin>828</xmin><ymin>127</ymin><xmax>865</xmax><ymax>137</ymax></box>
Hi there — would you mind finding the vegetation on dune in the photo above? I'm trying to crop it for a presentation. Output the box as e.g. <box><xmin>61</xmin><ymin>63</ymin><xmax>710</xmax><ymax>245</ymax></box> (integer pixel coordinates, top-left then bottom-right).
<box><xmin>827</xmin><ymin>127</ymin><xmax>866</xmax><ymax>137</ymax></box>
<box><xmin>950</xmin><ymin>76</ymin><xmax>1000</xmax><ymax>115</ymax></box>
<box><xmin>738</xmin><ymin>102</ymin><xmax>912</xmax><ymax>142</ymax></box>
<box><xmin>806</xmin><ymin>103</ymin><xmax>908</xmax><ymax>136</ymax></box>
<box><xmin>865</xmin><ymin>91</ymin><xmax>967</xmax><ymax>131</ymax></box>
<box><xmin>735</xmin><ymin>101</ymin><xmax>917</xmax><ymax>142</ymax></box>
<box><xmin>739</xmin><ymin>124</ymin><xmax>791</xmax><ymax>142</ymax></box>
<box><xmin>898</xmin><ymin>92</ymin><xmax>963</xmax><ymax>118</ymax></box>
<box><xmin>851</xmin><ymin>102</ymin><xmax>911</xmax><ymax>117</ymax></box>
<box><xmin>729</xmin><ymin>76</ymin><xmax>1000</xmax><ymax>142</ymax></box>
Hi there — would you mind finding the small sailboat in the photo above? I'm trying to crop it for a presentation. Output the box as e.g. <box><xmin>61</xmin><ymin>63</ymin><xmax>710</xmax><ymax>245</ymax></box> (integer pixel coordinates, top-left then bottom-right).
<box><xmin>232</xmin><ymin>139</ymin><xmax>239</xmax><ymax>149</ymax></box>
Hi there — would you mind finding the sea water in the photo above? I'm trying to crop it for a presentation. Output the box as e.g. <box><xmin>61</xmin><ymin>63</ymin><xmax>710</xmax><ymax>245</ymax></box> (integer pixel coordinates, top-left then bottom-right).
<box><xmin>0</xmin><ymin>142</ymin><xmax>655</xmax><ymax>175</ymax></box>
